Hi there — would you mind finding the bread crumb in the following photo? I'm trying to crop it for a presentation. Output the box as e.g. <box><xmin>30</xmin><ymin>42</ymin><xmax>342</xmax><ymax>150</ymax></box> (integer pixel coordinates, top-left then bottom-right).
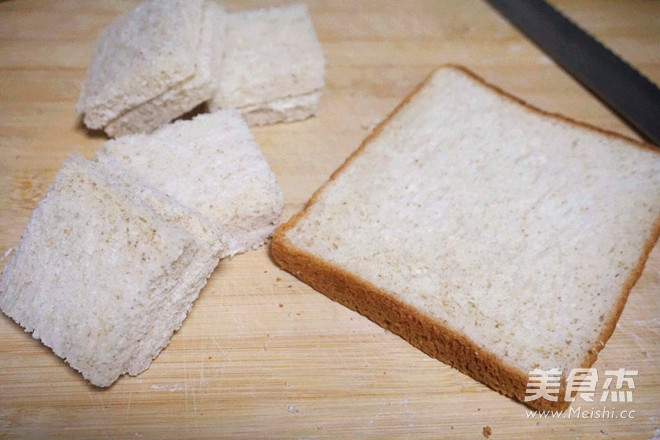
<box><xmin>482</xmin><ymin>426</ymin><xmax>492</xmax><ymax>438</ymax></box>
<box><xmin>279</xmin><ymin>303</ymin><xmax>284</xmax><ymax>308</ymax></box>
<box><xmin>600</xmin><ymin>429</ymin><xmax>608</xmax><ymax>436</ymax></box>
<box><xmin>276</xmin><ymin>277</ymin><xmax>282</xmax><ymax>282</ymax></box>
<box><xmin>287</xmin><ymin>405</ymin><xmax>299</xmax><ymax>414</ymax></box>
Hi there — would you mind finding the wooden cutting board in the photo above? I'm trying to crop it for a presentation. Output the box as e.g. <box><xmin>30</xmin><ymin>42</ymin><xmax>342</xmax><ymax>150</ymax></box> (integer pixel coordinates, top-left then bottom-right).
<box><xmin>1</xmin><ymin>1</ymin><xmax>658</xmax><ymax>438</ymax></box>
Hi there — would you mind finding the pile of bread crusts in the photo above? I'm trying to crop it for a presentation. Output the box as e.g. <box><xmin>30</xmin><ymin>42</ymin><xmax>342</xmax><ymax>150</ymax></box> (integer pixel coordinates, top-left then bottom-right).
<box><xmin>0</xmin><ymin>0</ymin><xmax>324</xmax><ymax>387</ymax></box>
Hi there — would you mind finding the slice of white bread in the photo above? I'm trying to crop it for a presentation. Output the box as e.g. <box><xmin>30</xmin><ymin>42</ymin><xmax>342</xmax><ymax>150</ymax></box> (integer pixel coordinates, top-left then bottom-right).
<box><xmin>76</xmin><ymin>0</ymin><xmax>207</xmax><ymax>130</ymax></box>
<box><xmin>100</xmin><ymin>111</ymin><xmax>284</xmax><ymax>256</ymax></box>
<box><xmin>272</xmin><ymin>65</ymin><xmax>660</xmax><ymax>411</ymax></box>
<box><xmin>0</xmin><ymin>156</ymin><xmax>230</xmax><ymax>387</ymax></box>
<box><xmin>208</xmin><ymin>4</ymin><xmax>325</xmax><ymax>126</ymax></box>
<box><xmin>103</xmin><ymin>0</ymin><xmax>226</xmax><ymax>138</ymax></box>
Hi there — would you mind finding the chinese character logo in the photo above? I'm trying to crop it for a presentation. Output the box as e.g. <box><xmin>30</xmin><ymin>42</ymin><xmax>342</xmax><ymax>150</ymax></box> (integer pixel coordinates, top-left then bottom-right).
<box><xmin>565</xmin><ymin>368</ymin><xmax>598</xmax><ymax>402</ymax></box>
<box><xmin>525</xmin><ymin>368</ymin><xmax>562</xmax><ymax>402</ymax></box>
<box><xmin>524</xmin><ymin>368</ymin><xmax>637</xmax><ymax>403</ymax></box>
<box><xmin>600</xmin><ymin>369</ymin><xmax>637</xmax><ymax>403</ymax></box>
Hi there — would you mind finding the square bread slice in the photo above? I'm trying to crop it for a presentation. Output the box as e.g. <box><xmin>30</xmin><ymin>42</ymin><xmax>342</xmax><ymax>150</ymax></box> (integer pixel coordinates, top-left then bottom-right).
<box><xmin>207</xmin><ymin>4</ymin><xmax>325</xmax><ymax>126</ymax></box>
<box><xmin>272</xmin><ymin>66</ymin><xmax>660</xmax><ymax>411</ymax></box>
<box><xmin>103</xmin><ymin>0</ymin><xmax>226</xmax><ymax>138</ymax></box>
<box><xmin>99</xmin><ymin>110</ymin><xmax>283</xmax><ymax>256</ymax></box>
<box><xmin>0</xmin><ymin>156</ymin><xmax>230</xmax><ymax>387</ymax></box>
<box><xmin>76</xmin><ymin>0</ymin><xmax>206</xmax><ymax>130</ymax></box>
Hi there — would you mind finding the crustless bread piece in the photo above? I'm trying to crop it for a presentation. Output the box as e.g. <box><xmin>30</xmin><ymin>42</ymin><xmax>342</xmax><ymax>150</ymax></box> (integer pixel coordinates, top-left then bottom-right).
<box><xmin>100</xmin><ymin>111</ymin><xmax>284</xmax><ymax>256</ymax></box>
<box><xmin>0</xmin><ymin>156</ymin><xmax>231</xmax><ymax>387</ymax></box>
<box><xmin>272</xmin><ymin>66</ymin><xmax>660</xmax><ymax>410</ymax></box>
<box><xmin>76</xmin><ymin>0</ymin><xmax>217</xmax><ymax>133</ymax></box>
<box><xmin>103</xmin><ymin>0</ymin><xmax>226</xmax><ymax>138</ymax></box>
<box><xmin>207</xmin><ymin>4</ymin><xmax>325</xmax><ymax>126</ymax></box>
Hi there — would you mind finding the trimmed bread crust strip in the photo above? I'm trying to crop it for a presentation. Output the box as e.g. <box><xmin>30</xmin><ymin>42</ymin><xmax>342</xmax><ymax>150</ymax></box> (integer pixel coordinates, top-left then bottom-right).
<box><xmin>271</xmin><ymin>65</ymin><xmax>660</xmax><ymax>411</ymax></box>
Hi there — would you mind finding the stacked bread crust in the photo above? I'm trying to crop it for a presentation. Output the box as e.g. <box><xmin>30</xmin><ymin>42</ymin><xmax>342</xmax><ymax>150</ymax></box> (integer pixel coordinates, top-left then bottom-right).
<box><xmin>76</xmin><ymin>0</ymin><xmax>325</xmax><ymax>137</ymax></box>
<box><xmin>0</xmin><ymin>111</ymin><xmax>283</xmax><ymax>386</ymax></box>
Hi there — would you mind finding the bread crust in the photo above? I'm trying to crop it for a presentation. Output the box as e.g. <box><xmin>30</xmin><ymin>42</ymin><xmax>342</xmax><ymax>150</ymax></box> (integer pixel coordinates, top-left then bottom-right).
<box><xmin>271</xmin><ymin>65</ymin><xmax>660</xmax><ymax>411</ymax></box>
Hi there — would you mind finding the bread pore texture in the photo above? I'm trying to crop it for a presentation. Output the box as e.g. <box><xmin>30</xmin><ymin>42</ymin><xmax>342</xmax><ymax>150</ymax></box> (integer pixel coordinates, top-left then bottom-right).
<box><xmin>207</xmin><ymin>4</ymin><xmax>325</xmax><ymax>125</ymax></box>
<box><xmin>0</xmin><ymin>156</ymin><xmax>228</xmax><ymax>387</ymax></box>
<box><xmin>103</xmin><ymin>0</ymin><xmax>226</xmax><ymax>137</ymax></box>
<box><xmin>100</xmin><ymin>111</ymin><xmax>284</xmax><ymax>256</ymax></box>
<box><xmin>76</xmin><ymin>0</ymin><xmax>214</xmax><ymax>132</ymax></box>
<box><xmin>272</xmin><ymin>66</ymin><xmax>660</xmax><ymax>411</ymax></box>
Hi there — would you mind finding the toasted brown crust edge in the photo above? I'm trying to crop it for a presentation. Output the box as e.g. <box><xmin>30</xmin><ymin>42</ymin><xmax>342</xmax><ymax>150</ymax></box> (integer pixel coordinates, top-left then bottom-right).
<box><xmin>271</xmin><ymin>65</ymin><xmax>660</xmax><ymax>412</ymax></box>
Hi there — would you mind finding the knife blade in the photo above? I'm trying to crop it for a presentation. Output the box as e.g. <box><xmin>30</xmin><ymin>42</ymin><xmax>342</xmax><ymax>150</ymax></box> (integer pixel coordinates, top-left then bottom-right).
<box><xmin>484</xmin><ymin>0</ymin><xmax>660</xmax><ymax>146</ymax></box>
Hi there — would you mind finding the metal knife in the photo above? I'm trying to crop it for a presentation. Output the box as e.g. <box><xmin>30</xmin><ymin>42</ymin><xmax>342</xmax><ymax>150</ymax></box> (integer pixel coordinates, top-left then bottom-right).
<box><xmin>484</xmin><ymin>0</ymin><xmax>660</xmax><ymax>146</ymax></box>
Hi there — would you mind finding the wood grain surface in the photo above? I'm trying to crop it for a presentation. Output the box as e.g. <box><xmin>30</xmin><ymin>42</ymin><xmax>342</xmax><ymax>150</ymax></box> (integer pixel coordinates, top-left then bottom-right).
<box><xmin>1</xmin><ymin>1</ymin><xmax>659</xmax><ymax>439</ymax></box>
